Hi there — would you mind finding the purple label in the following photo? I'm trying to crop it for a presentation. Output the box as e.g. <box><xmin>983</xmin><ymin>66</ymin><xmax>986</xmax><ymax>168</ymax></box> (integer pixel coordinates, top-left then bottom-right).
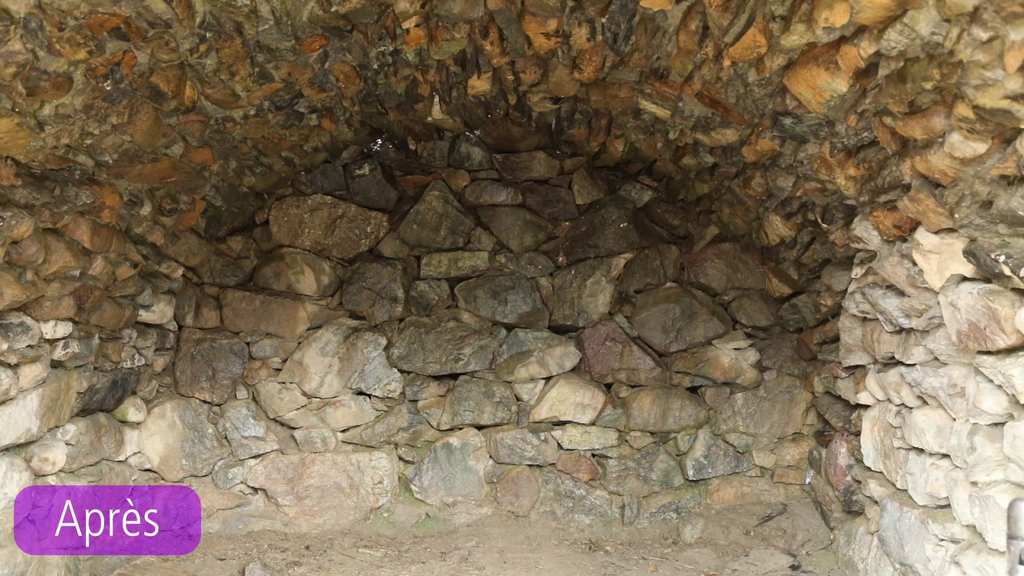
<box><xmin>14</xmin><ymin>485</ymin><xmax>201</xmax><ymax>555</ymax></box>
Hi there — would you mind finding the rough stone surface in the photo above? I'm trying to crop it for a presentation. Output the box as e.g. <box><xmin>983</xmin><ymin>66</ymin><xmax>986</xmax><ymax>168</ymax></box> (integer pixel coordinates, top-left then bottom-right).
<box><xmin>438</xmin><ymin>376</ymin><xmax>518</xmax><ymax>429</ymax></box>
<box><xmin>938</xmin><ymin>281</ymin><xmax>1024</xmax><ymax>352</ymax></box>
<box><xmin>270</xmin><ymin>195</ymin><xmax>389</xmax><ymax>261</ymax></box>
<box><xmin>478</xmin><ymin>207</ymin><xmax>553</xmax><ymax>254</ymax></box>
<box><xmin>454</xmin><ymin>273</ymin><xmax>549</xmax><ymax>328</ymax></box>
<box><xmin>342</xmin><ymin>259</ymin><xmax>414</xmax><ymax>325</ymax></box>
<box><xmin>550</xmin><ymin>258</ymin><xmax>618</xmax><ymax>329</ymax></box>
<box><xmin>712</xmin><ymin>377</ymin><xmax>813</xmax><ymax>447</ymax></box>
<box><xmin>682</xmin><ymin>243</ymin><xmax>766</xmax><ymax>295</ymax></box>
<box><xmin>140</xmin><ymin>397</ymin><xmax>231</xmax><ymax>482</ymax></box>
<box><xmin>600</xmin><ymin>446</ymin><xmax>685</xmax><ymax>497</ymax></box>
<box><xmin>496</xmin><ymin>466</ymin><xmax>541</xmax><ymax>517</ymax></box>
<box><xmin>253</xmin><ymin>249</ymin><xmax>342</xmax><ymax>297</ymax></box>
<box><xmin>631</xmin><ymin>285</ymin><xmax>732</xmax><ymax>354</ymax></box>
<box><xmin>493</xmin><ymin>329</ymin><xmax>581</xmax><ymax>382</ymax></box>
<box><xmin>246</xmin><ymin>451</ymin><xmax>398</xmax><ymax>524</ymax></box>
<box><xmin>406</xmin><ymin>428</ymin><xmax>491</xmax><ymax>507</ymax></box>
<box><xmin>683</xmin><ymin>429</ymin><xmax>752</xmax><ymax>480</ymax></box>
<box><xmin>0</xmin><ymin>370</ymin><xmax>79</xmax><ymax>451</ymax></box>
<box><xmin>529</xmin><ymin>373</ymin><xmax>607</xmax><ymax>424</ymax></box>
<box><xmin>389</xmin><ymin>310</ymin><xmax>507</xmax><ymax>375</ymax></box>
<box><xmin>398</xmin><ymin>182</ymin><xmax>475</xmax><ymax>250</ymax></box>
<box><xmin>484</xmin><ymin>425</ymin><xmax>559</xmax><ymax>466</ymax></box>
<box><xmin>623</xmin><ymin>388</ymin><xmax>709</xmax><ymax>434</ymax></box>
<box><xmin>220</xmin><ymin>290</ymin><xmax>311</xmax><ymax>341</ymax></box>
<box><xmin>577</xmin><ymin>320</ymin><xmax>667</xmax><ymax>386</ymax></box>
<box><xmin>279</xmin><ymin>319</ymin><xmax>402</xmax><ymax>399</ymax></box>
<box><xmin>174</xmin><ymin>328</ymin><xmax>248</xmax><ymax>405</ymax></box>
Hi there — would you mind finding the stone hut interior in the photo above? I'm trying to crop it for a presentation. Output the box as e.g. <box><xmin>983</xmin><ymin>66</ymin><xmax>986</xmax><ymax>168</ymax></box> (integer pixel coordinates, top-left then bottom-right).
<box><xmin>1</xmin><ymin>0</ymin><xmax>1024</xmax><ymax>574</ymax></box>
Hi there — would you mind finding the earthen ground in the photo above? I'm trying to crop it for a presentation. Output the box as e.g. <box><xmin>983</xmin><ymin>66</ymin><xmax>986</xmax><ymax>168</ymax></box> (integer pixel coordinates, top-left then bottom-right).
<box><xmin>102</xmin><ymin>496</ymin><xmax>836</xmax><ymax>576</ymax></box>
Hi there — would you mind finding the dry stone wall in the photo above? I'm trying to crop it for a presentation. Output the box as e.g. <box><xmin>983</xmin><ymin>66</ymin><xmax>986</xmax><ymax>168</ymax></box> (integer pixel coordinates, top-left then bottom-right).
<box><xmin>1</xmin><ymin>144</ymin><xmax>860</xmax><ymax>576</ymax></box>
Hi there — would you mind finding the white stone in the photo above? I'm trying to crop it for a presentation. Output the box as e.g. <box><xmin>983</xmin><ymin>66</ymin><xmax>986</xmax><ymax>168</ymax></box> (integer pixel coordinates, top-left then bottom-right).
<box><xmin>900</xmin><ymin>364</ymin><xmax>968</xmax><ymax>421</ymax></box>
<box><xmin>23</xmin><ymin>438</ymin><xmax>68</xmax><ymax>475</ymax></box>
<box><xmin>957</xmin><ymin>540</ymin><xmax>1006</xmax><ymax>576</ymax></box>
<box><xmin>945</xmin><ymin>468</ymin><xmax>975</xmax><ymax>527</ymax></box>
<box><xmin>529</xmin><ymin>373</ymin><xmax>607</xmax><ymax>425</ymax></box>
<box><xmin>833</xmin><ymin>515</ymin><xmax>896</xmax><ymax>576</ymax></box>
<box><xmin>550</xmin><ymin>425</ymin><xmax>620</xmax><ymax>450</ymax></box>
<box><xmin>905</xmin><ymin>450</ymin><xmax>954</xmax><ymax>507</ymax></box>
<box><xmin>1004</xmin><ymin>421</ymin><xmax>1024</xmax><ymax>485</ymax></box>
<box><xmin>948</xmin><ymin>421</ymin><xmax>1006</xmax><ymax>484</ymax></box>
<box><xmin>975</xmin><ymin>351</ymin><xmax>1024</xmax><ymax>404</ymax></box>
<box><xmin>510</xmin><ymin>380</ymin><xmax>546</xmax><ymax>403</ymax></box>
<box><xmin>939</xmin><ymin>281</ymin><xmax>1024</xmax><ymax>352</ymax></box>
<box><xmin>137</xmin><ymin>293</ymin><xmax>176</xmax><ymax>325</ymax></box>
<box><xmin>902</xmin><ymin>405</ymin><xmax>955</xmax><ymax>455</ymax></box>
<box><xmin>878</xmin><ymin>494</ymin><xmax>962</xmax><ymax>576</ymax></box>
<box><xmin>866</xmin><ymin>365</ymin><xmax>923</xmax><ymax>407</ymax></box>
<box><xmin>969</xmin><ymin>482</ymin><xmax>1024</xmax><ymax>552</ymax></box>
<box><xmin>121</xmin><ymin>426</ymin><xmax>142</xmax><ymax>459</ymax></box>
<box><xmin>862</xmin><ymin>402</ymin><xmax>910</xmax><ymax>489</ymax></box>
<box><xmin>911</xmin><ymin>228</ymin><xmax>979</xmax><ymax>291</ymax></box>
<box><xmin>0</xmin><ymin>453</ymin><xmax>32</xmax><ymax>510</ymax></box>
<box><xmin>315</xmin><ymin>395</ymin><xmax>380</xmax><ymax>431</ymax></box>
<box><xmin>966</xmin><ymin>370</ymin><xmax>1022</xmax><ymax>425</ymax></box>
<box><xmin>279</xmin><ymin>319</ymin><xmax>403</xmax><ymax>399</ymax></box>
<box><xmin>39</xmin><ymin>320</ymin><xmax>73</xmax><ymax>340</ymax></box>
<box><xmin>111</xmin><ymin>395</ymin><xmax>147</xmax><ymax>423</ymax></box>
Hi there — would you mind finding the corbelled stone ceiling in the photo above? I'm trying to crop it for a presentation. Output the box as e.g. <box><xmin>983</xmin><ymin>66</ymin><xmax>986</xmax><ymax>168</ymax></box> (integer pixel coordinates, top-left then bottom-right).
<box><xmin>3</xmin><ymin>0</ymin><xmax>1024</xmax><ymax>575</ymax></box>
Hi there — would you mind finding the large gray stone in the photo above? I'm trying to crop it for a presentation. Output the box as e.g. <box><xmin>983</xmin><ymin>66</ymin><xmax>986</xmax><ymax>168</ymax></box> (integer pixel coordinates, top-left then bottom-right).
<box><xmin>278</xmin><ymin>319</ymin><xmax>403</xmax><ymax>399</ymax></box>
<box><xmin>345</xmin><ymin>157</ymin><xmax>402</xmax><ymax>211</ymax></box>
<box><xmin>59</xmin><ymin>413</ymin><xmax>125</xmax><ymax>472</ymax></box>
<box><xmin>622</xmin><ymin>387</ymin><xmax>709</xmax><ymax>433</ymax></box>
<box><xmin>438</xmin><ymin>376</ymin><xmax>518</xmax><ymax>429</ymax></box>
<box><xmin>218</xmin><ymin>400</ymin><xmax>280</xmax><ymax>460</ymax></box>
<box><xmin>389</xmin><ymin>310</ymin><xmax>508</xmax><ymax>375</ymax></box>
<box><xmin>406</xmin><ymin>428</ymin><xmax>491</xmax><ymax>507</ymax></box>
<box><xmin>550</xmin><ymin>258</ymin><xmax>618</xmax><ymax>329</ymax></box>
<box><xmin>478</xmin><ymin>206</ymin><xmax>553</xmax><ymax>253</ymax></box>
<box><xmin>682</xmin><ymin>429</ymin><xmax>752</xmax><ymax>480</ymax></box>
<box><xmin>462</xmin><ymin>180</ymin><xmax>522</xmax><ymax>206</ymax></box>
<box><xmin>599</xmin><ymin>446</ymin><xmax>685</xmax><ymax>497</ymax></box>
<box><xmin>484</xmin><ymin>425</ymin><xmax>559</xmax><ymax>465</ymax></box>
<box><xmin>535</xmin><ymin>468</ymin><xmax>619</xmax><ymax>525</ymax></box>
<box><xmin>631</xmin><ymin>285</ymin><xmax>731</xmax><ymax>354</ymax></box>
<box><xmin>139</xmin><ymin>397</ymin><xmax>231</xmax><ymax>482</ymax></box>
<box><xmin>246</xmin><ymin>451</ymin><xmax>398</xmax><ymax>524</ymax></box>
<box><xmin>493</xmin><ymin>329</ymin><xmax>581</xmax><ymax>382</ymax></box>
<box><xmin>546</xmin><ymin>197</ymin><xmax>641</xmax><ymax>264</ymax></box>
<box><xmin>398</xmin><ymin>181</ymin><xmax>475</xmax><ymax>250</ymax></box>
<box><xmin>0</xmin><ymin>311</ymin><xmax>40</xmax><ymax>353</ymax></box>
<box><xmin>492</xmin><ymin>151</ymin><xmax>561</xmax><ymax>181</ymax></box>
<box><xmin>419</xmin><ymin>251</ymin><xmax>491</xmax><ymax>279</ymax></box>
<box><xmin>174</xmin><ymin>328</ymin><xmax>248</xmax><ymax>405</ymax></box>
<box><xmin>668</xmin><ymin>346</ymin><xmax>761</xmax><ymax>387</ymax></box>
<box><xmin>454</xmin><ymin>273</ymin><xmax>549</xmax><ymax>328</ymax></box>
<box><xmin>339</xmin><ymin>402</ymin><xmax>442</xmax><ymax>448</ymax></box>
<box><xmin>269</xmin><ymin>194</ymin><xmax>389</xmax><ymax>261</ymax></box>
<box><xmin>711</xmin><ymin>376</ymin><xmax>813</xmax><ymax>446</ymax></box>
<box><xmin>342</xmin><ymin>258</ymin><xmax>414</xmax><ymax>325</ymax></box>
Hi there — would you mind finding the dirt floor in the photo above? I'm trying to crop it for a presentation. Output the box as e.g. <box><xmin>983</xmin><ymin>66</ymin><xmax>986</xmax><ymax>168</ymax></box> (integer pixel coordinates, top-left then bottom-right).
<box><xmin>98</xmin><ymin>499</ymin><xmax>836</xmax><ymax>576</ymax></box>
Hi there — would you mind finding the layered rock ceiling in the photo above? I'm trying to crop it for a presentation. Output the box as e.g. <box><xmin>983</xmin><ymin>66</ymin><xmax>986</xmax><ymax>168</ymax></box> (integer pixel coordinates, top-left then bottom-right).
<box><xmin>2</xmin><ymin>1</ymin><xmax>1024</xmax><ymax>575</ymax></box>
<box><xmin>0</xmin><ymin>0</ymin><xmax>1021</xmax><ymax>238</ymax></box>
